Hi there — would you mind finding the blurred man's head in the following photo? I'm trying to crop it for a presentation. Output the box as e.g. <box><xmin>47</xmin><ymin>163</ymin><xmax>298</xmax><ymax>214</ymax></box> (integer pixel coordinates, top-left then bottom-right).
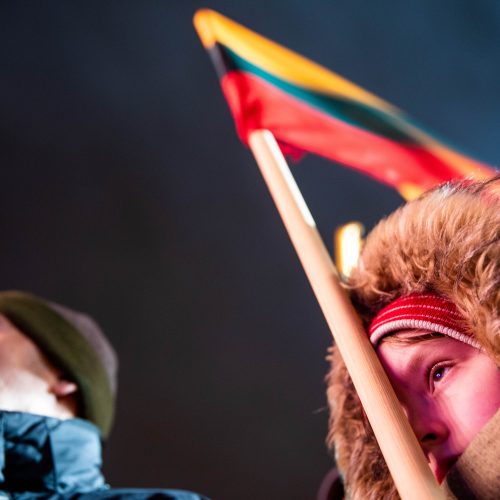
<box><xmin>0</xmin><ymin>314</ymin><xmax>78</xmax><ymax>418</ymax></box>
<box><xmin>0</xmin><ymin>291</ymin><xmax>117</xmax><ymax>438</ymax></box>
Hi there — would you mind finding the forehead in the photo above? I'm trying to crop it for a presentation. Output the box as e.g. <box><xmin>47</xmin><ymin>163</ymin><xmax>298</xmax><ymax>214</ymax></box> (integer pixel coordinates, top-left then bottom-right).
<box><xmin>377</xmin><ymin>332</ymin><xmax>475</xmax><ymax>376</ymax></box>
<box><xmin>0</xmin><ymin>313</ymin><xmax>63</xmax><ymax>374</ymax></box>
<box><xmin>0</xmin><ymin>313</ymin><xmax>21</xmax><ymax>334</ymax></box>
<box><xmin>0</xmin><ymin>314</ymin><xmax>39</xmax><ymax>348</ymax></box>
<box><xmin>382</xmin><ymin>328</ymin><xmax>442</xmax><ymax>342</ymax></box>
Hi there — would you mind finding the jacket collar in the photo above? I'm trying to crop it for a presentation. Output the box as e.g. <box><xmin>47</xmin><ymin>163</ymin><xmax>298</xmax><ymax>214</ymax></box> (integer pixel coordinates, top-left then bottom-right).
<box><xmin>0</xmin><ymin>410</ymin><xmax>106</xmax><ymax>494</ymax></box>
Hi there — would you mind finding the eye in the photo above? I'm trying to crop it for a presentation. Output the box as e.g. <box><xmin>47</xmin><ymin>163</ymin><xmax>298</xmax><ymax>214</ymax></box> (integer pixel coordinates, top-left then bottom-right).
<box><xmin>429</xmin><ymin>363</ymin><xmax>451</xmax><ymax>389</ymax></box>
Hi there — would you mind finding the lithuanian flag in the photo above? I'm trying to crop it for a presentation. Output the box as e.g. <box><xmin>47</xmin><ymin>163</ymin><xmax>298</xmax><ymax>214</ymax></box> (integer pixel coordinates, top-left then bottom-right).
<box><xmin>194</xmin><ymin>9</ymin><xmax>495</xmax><ymax>200</ymax></box>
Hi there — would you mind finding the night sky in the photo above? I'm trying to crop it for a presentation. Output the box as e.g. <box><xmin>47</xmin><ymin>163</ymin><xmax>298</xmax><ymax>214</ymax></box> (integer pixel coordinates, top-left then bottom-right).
<box><xmin>1</xmin><ymin>1</ymin><xmax>499</xmax><ymax>499</ymax></box>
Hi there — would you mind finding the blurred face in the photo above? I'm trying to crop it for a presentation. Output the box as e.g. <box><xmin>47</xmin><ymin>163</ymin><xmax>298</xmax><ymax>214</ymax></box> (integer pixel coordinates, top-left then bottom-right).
<box><xmin>377</xmin><ymin>332</ymin><xmax>500</xmax><ymax>483</ymax></box>
<box><xmin>0</xmin><ymin>314</ymin><xmax>78</xmax><ymax>418</ymax></box>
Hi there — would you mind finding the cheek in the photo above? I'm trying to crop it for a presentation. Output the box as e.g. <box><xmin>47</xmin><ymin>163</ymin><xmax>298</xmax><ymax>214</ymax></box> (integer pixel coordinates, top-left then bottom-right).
<box><xmin>0</xmin><ymin>348</ymin><xmax>21</xmax><ymax>375</ymax></box>
<box><xmin>0</xmin><ymin>339</ymin><xmax>48</xmax><ymax>380</ymax></box>
<box><xmin>446</xmin><ymin>362</ymin><xmax>500</xmax><ymax>444</ymax></box>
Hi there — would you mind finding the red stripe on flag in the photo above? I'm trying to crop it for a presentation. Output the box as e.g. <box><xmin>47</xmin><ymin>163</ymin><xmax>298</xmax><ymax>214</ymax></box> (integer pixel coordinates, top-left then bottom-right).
<box><xmin>221</xmin><ymin>71</ymin><xmax>471</xmax><ymax>190</ymax></box>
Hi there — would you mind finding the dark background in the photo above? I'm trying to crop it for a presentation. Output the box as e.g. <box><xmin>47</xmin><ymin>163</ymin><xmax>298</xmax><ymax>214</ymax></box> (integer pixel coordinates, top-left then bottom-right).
<box><xmin>1</xmin><ymin>1</ymin><xmax>498</xmax><ymax>499</ymax></box>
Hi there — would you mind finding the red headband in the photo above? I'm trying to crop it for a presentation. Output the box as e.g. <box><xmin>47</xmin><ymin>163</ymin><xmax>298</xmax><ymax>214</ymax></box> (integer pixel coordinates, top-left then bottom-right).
<box><xmin>368</xmin><ymin>292</ymin><xmax>480</xmax><ymax>348</ymax></box>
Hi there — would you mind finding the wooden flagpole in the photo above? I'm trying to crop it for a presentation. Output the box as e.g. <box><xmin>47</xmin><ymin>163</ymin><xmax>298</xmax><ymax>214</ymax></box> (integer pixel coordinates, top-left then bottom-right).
<box><xmin>248</xmin><ymin>129</ymin><xmax>444</xmax><ymax>500</ymax></box>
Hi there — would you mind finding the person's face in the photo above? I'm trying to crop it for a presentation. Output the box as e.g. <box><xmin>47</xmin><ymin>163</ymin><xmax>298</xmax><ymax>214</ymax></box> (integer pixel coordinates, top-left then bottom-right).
<box><xmin>0</xmin><ymin>314</ymin><xmax>78</xmax><ymax>418</ymax></box>
<box><xmin>377</xmin><ymin>332</ymin><xmax>500</xmax><ymax>483</ymax></box>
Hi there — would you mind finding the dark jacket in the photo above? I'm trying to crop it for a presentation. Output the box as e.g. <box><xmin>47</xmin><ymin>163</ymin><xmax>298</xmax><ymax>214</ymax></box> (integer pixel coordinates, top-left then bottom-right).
<box><xmin>0</xmin><ymin>411</ymin><xmax>209</xmax><ymax>499</ymax></box>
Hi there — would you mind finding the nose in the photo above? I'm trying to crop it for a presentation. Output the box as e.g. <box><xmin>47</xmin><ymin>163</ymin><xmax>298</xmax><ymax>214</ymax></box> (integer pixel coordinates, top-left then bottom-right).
<box><xmin>402</xmin><ymin>397</ymin><xmax>449</xmax><ymax>451</ymax></box>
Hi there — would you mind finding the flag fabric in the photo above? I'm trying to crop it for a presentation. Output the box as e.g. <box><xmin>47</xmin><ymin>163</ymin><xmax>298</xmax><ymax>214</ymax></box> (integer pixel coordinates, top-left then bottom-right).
<box><xmin>193</xmin><ymin>9</ymin><xmax>496</xmax><ymax>200</ymax></box>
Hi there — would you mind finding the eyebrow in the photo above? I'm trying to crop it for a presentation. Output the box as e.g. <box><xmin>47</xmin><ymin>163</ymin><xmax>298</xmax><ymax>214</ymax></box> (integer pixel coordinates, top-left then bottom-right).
<box><xmin>400</xmin><ymin>336</ymin><xmax>445</xmax><ymax>377</ymax></box>
<box><xmin>405</xmin><ymin>349</ymin><xmax>428</xmax><ymax>377</ymax></box>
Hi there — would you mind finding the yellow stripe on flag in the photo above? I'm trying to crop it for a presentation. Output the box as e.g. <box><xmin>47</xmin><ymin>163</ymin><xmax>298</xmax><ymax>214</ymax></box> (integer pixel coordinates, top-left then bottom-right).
<box><xmin>194</xmin><ymin>9</ymin><xmax>396</xmax><ymax>112</ymax></box>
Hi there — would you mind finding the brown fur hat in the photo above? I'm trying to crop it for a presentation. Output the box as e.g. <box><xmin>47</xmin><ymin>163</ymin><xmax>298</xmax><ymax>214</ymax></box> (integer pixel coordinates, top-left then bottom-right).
<box><xmin>326</xmin><ymin>177</ymin><xmax>499</xmax><ymax>499</ymax></box>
